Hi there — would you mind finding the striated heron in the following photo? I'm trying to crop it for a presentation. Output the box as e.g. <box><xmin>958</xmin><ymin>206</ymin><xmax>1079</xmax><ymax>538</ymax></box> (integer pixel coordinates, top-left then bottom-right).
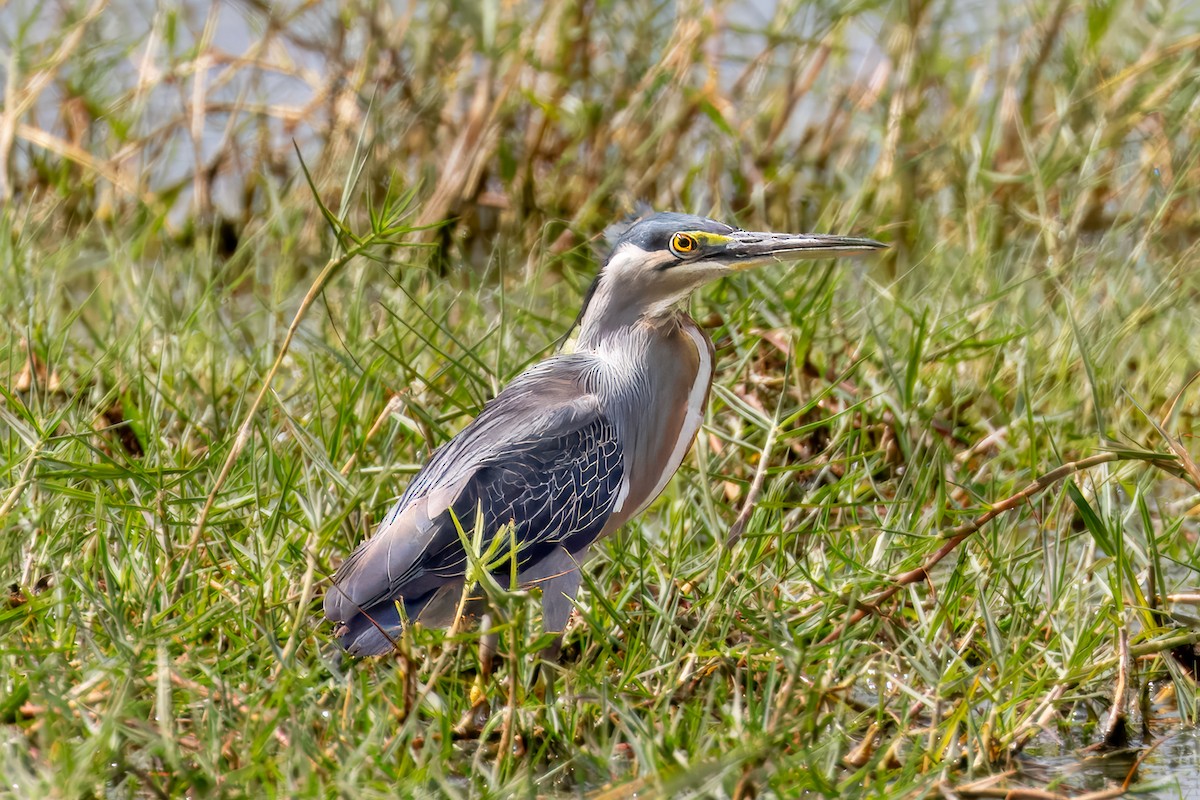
<box><xmin>324</xmin><ymin>211</ymin><xmax>885</xmax><ymax>656</ymax></box>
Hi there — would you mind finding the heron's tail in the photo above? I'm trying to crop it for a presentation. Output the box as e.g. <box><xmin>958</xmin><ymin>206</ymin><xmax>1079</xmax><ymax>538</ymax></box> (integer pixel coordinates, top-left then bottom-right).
<box><xmin>332</xmin><ymin>581</ymin><xmax>474</xmax><ymax>656</ymax></box>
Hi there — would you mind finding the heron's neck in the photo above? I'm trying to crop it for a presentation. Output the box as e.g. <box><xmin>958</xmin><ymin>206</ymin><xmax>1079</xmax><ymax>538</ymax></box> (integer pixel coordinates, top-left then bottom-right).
<box><xmin>575</xmin><ymin>272</ymin><xmax>687</xmax><ymax>350</ymax></box>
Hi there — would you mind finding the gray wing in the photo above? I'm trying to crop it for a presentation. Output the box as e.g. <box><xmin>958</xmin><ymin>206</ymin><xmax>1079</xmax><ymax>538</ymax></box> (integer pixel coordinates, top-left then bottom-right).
<box><xmin>324</xmin><ymin>358</ymin><xmax>624</xmax><ymax>651</ymax></box>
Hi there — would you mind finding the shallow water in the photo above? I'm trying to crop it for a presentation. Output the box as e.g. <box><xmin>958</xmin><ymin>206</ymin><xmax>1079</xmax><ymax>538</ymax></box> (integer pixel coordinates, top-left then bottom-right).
<box><xmin>1019</xmin><ymin>726</ymin><xmax>1200</xmax><ymax>798</ymax></box>
<box><xmin>1140</xmin><ymin>729</ymin><xmax>1200</xmax><ymax>800</ymax></box>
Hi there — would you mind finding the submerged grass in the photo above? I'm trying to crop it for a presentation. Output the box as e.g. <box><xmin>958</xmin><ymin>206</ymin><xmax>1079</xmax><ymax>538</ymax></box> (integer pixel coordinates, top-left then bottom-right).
<box><xmin>3</xmin><ymin>0</ymin><xmax>1200</xmax><ymax>797</ymax></box>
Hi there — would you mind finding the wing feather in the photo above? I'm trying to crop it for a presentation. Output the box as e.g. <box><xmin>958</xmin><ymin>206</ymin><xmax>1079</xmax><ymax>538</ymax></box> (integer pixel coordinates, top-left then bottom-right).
<box><xmin>324</xmin><ymin>357</ymin><xmax>624</xmax><ymax>648</ymax></box>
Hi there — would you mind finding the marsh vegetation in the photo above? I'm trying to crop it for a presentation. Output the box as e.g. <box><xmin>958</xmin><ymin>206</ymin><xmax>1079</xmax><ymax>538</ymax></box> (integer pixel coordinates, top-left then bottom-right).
<box><xmin>3</xmin><ymin>0</ymin><xmax>1200</xmax><ymax>796</ymax></box>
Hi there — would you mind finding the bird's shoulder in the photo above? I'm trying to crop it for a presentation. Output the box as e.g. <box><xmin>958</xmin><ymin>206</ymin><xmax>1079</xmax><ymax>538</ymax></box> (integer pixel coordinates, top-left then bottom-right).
<box><xmin>401</xmin><ymin>353</ymin><xmax>611</xmax><ymax>499</ymax></box>
<box><xmin>470</xmin><ymin>352</ymin><xmax>607</xmax><ymax>441</ymax></box>
<box><xmin>487</xmin><ymin>352</ymin><xmax>601</xmax><ymax>404</ymax></box>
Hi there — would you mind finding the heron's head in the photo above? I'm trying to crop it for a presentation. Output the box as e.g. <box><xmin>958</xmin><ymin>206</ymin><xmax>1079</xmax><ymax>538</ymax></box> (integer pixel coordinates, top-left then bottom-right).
<box><xmin>576</xmin><ymin>212</ymin><xmax>886</xmax><ymax>344</ymax></box>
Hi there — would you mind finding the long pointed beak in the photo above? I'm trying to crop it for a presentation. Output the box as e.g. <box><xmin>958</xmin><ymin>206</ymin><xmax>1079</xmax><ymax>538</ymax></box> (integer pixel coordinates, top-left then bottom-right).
<box><xmin>717</xmin><ymin>230</ymin><xmax>887</xmax><ymax>270</ymax></box>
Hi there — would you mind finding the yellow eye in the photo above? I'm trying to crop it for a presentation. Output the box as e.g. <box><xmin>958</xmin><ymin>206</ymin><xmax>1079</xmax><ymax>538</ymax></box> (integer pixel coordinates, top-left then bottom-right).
<box><xmin>670</xmin><ymin>233</ymin><xmax>697</xmax><ymax>256</ymax></box>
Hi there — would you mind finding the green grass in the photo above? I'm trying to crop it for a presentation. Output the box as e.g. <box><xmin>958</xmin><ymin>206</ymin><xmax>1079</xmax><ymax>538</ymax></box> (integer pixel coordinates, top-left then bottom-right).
<box><xmin>4</xmin><ymin>0</ymin><xmax>1200</xmax><ymax>797</ymax></box>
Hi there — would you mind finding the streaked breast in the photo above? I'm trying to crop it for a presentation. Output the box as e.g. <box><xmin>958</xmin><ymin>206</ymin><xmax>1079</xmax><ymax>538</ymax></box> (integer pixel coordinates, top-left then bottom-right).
<box><xmin>603</xmin><ymin>316</ymin><xmax>714</xmax><ymax>529</ymax></box>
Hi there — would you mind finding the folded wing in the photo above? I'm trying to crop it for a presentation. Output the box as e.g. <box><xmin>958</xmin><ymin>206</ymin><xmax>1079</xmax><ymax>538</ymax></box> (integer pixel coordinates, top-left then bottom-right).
<box><xmin>324</xmin><ymin>358</ymin><xmax>624</xmax><ymax>655</ymax></box>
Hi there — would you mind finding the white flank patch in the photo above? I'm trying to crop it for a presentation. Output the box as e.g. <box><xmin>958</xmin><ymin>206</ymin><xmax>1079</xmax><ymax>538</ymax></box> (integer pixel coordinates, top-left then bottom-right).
<box><xmin>612</xmin><ymin>475</ymin><xmax>631</xmax><ymax>514</ymax></box>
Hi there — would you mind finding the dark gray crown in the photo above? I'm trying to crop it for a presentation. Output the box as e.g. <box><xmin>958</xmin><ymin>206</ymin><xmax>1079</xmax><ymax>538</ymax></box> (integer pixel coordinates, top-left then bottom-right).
<box><xmin>605</xmin><ymin>211</ymin><xmax>736</xmax><ymax>260</ymax></box>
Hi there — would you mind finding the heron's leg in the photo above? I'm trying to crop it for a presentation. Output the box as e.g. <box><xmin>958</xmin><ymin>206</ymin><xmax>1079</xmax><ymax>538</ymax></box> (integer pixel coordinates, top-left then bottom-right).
<box><xmin>455</xmin><ymin>610</ymin><xmax>497</xmax><ymax>737</ymax></box>
<box><xmin>479</xmin><ymin>612</ymin><xmax>498</xmax><ymax>679</ymax></box>
<box><xmin>540</xmin><ymin>566</ymin><xmax>582</xmax><ymax>636</ymax></box>
<box><xmin>449</xmin><ymin>596</ymin><xmax>498</xmax><ymax>738</ymax></box>
<box><xmin>517</xmin><ymin>546</ymin><xmax>585</xmax><ymax>669</ymax></box>
<box><xmin>518</xmin><ymin>546</ymin><xmax>582</xmax><ymax>632</ymax></box>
